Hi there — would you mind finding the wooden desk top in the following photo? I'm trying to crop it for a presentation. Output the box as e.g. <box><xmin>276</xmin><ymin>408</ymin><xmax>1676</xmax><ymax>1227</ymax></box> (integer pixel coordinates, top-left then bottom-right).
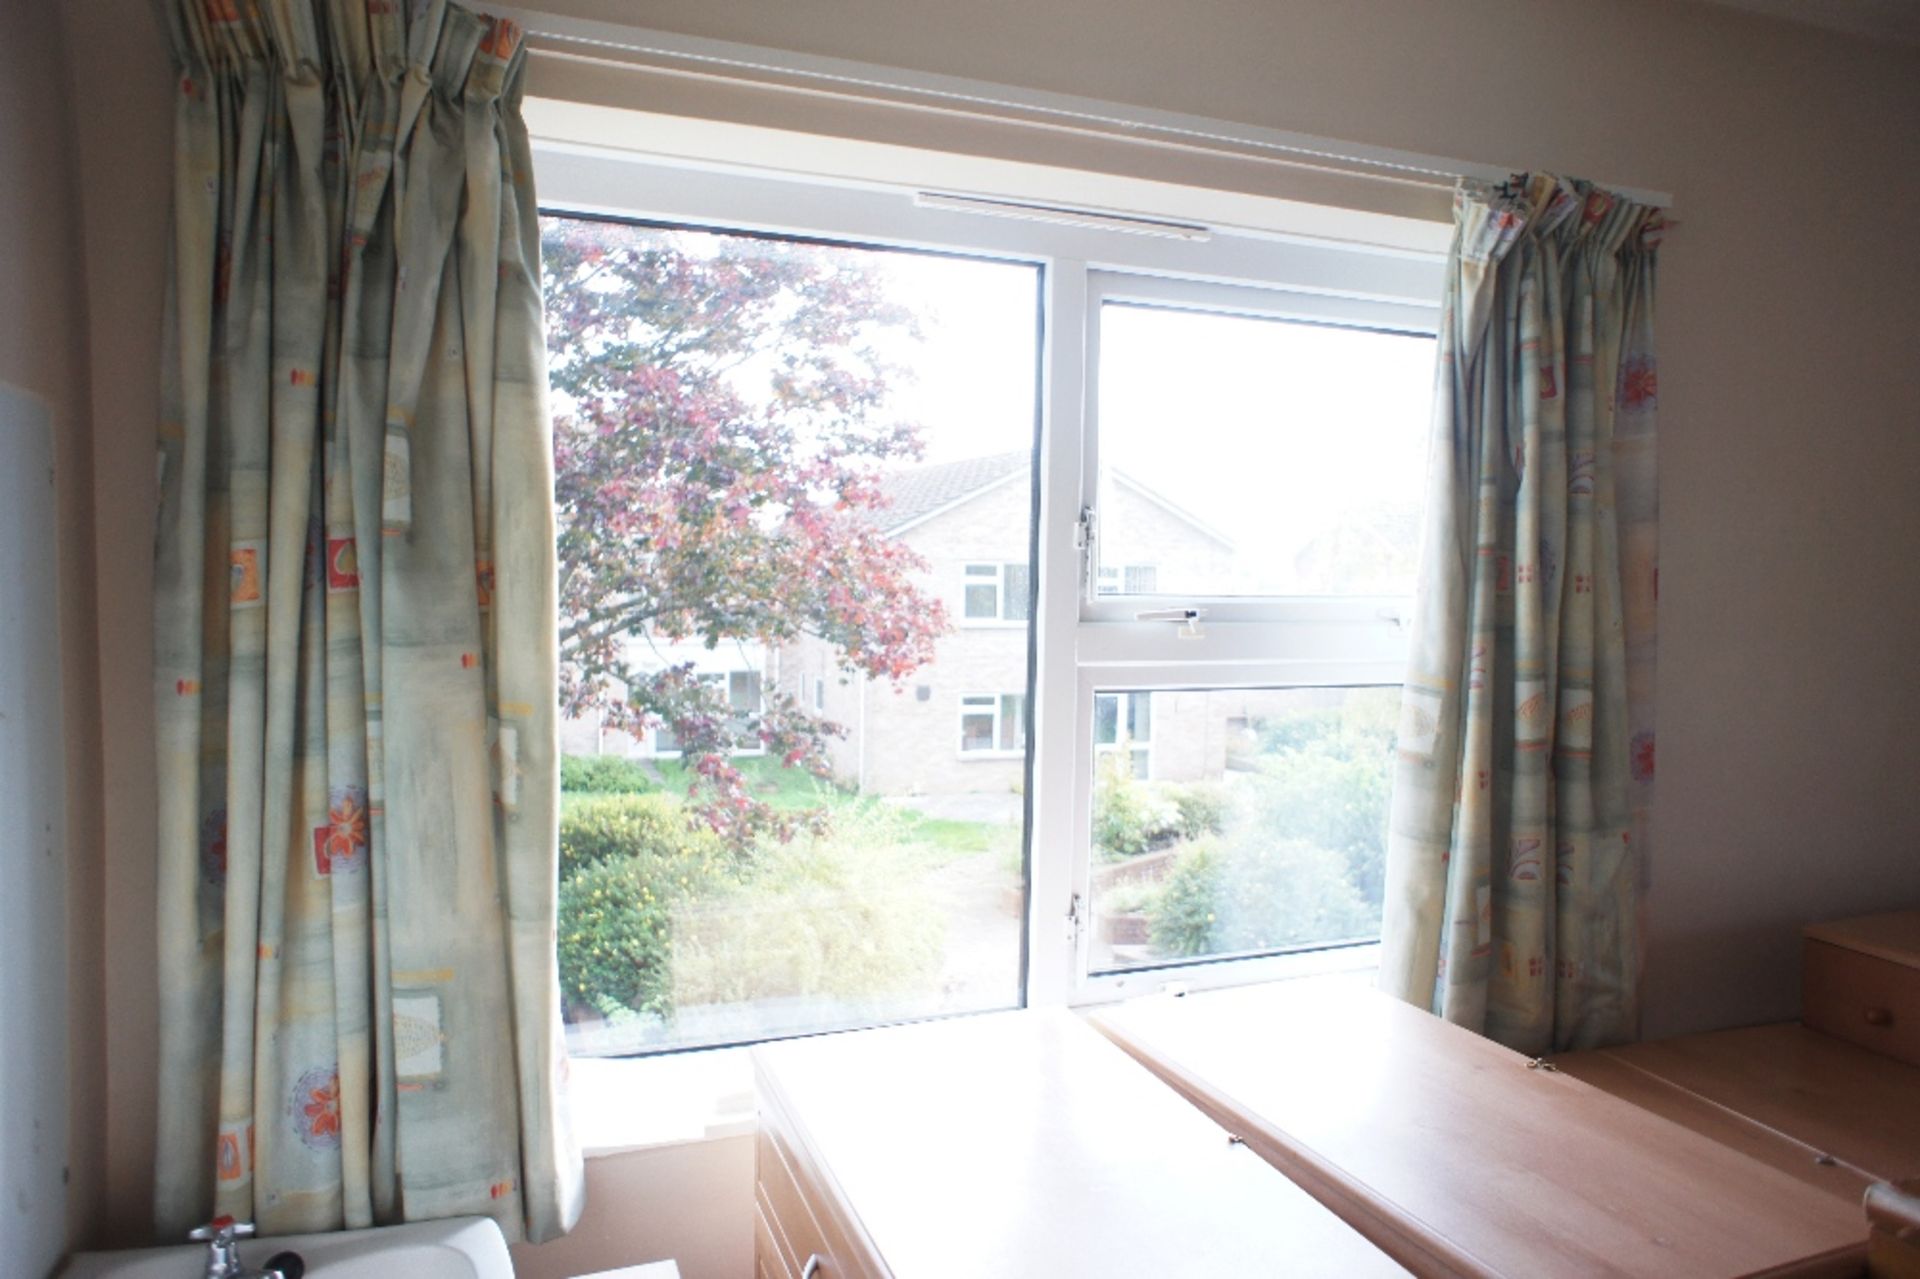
<box><xmin>1803</xmin><ymin>911</ymin><xmax>1920</xmax><ymax>971</ymax></box>
<box><xmin>752</xmin><ymin>1008</ymin><xmax>1405</xmax><ymax>1277</ymax></box>
<box><xmin>1571</xmin><ymin>1022</ymin><xmax>1920</xmax><ymax>1186</ymax></box>
<box><xmin>1091</xmin><ymin>983</ymin><xmax>1868</xmax><ymax>1279</ymax></box>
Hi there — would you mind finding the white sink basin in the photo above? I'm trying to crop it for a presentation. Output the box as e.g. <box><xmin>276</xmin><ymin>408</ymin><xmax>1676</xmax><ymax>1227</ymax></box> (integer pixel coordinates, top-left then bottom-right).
<box><xmin>62</xmin><ymin>1217</ymin><xmax>513</xmax><ymax>1279</ymax></box>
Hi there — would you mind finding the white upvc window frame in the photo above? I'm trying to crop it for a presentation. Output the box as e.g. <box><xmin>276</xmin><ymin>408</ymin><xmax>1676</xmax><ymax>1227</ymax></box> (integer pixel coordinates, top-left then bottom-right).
<box><xmin>534</xmin><ymin>141</ymin><xmax>1441</xmax><ymax>1017</ymax></box>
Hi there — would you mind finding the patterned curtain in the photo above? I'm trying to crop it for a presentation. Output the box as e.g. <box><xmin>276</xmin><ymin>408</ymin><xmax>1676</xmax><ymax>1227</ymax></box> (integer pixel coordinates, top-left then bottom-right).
<box><xmin>1379</xmin><ymin>175</ymin><xmax>1663</xmax><ymax>1055</ymax></box>
<box><xmin>151</xmin><ymin>0</ymin><xmax>582</xmax><ymax>1243</ymax></box>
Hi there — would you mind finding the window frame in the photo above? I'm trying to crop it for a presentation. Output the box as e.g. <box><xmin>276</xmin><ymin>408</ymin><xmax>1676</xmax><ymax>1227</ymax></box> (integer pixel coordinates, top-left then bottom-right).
<box><xmin>959</xmin><ymin>561</ymin><xmax>1031</xmax><ymax>626</ymax></box>
<box><xmin>534</xmin><ymin>144</ymin><xmax>1441</xmax><ymax>1023</ymax></box>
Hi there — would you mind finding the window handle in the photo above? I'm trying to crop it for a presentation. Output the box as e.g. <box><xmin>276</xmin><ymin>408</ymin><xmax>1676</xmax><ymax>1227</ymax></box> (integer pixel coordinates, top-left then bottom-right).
<box><xmin>1134</xmin><ymin>607</ymin><xmax>1205</xmax><ymax>639</ymax></box>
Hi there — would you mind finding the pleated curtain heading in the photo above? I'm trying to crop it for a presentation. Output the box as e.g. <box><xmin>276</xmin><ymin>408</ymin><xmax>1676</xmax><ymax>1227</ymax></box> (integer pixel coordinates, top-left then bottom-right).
<box><xmin>151</xmin><ymin>0</ymin><xmax>583</xmax><ymax>1243</ymax></box>
<box><xmin>1380</xmin><ymin>174</ymin><xmax>1664</xmax><ymax>1056</ymax></box>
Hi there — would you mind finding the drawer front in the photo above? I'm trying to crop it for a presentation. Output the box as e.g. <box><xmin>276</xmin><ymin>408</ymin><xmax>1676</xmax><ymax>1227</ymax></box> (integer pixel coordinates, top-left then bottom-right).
<box><xmin>1804</xmin><ymin>938</ymin><xmax>1920</xmax><ymax>1067</ymax></box>
<box><xmin>756</xmin><ymin>1125</ymin><xmax>884</xmax><ymax>1279</ymax></box>
<box><xmin>756</xmin><ymin>1193</ymin><xmax>797</xmax><ymax>1279</ymax></box>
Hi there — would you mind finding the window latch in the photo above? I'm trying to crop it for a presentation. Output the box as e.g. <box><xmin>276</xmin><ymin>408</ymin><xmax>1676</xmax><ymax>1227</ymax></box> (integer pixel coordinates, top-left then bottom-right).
<box><xmin>1134</xmin><ymin>607</ymin><xmax>1206</xmax><ymax>639</ymax></box>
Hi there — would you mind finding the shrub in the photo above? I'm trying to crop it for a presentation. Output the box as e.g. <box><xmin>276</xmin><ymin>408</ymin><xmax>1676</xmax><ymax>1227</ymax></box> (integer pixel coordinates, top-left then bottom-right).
<box><xmin>558</xmin><ymin>792</ymin><xmax>721</xmax><ymax>880</ymax></box>
<box><xmin>558</xmin><ymin>857</ymin><xmax>679</xmax><ymax>1018</ymax></box>
<box><xmin>560</xmin><ymin>753</ymin><xmax>659</xmax><ymax>795</ymax></box>
<box><xmin>1167</xmin><ymin>781</ymin><xmax>1230</xmax><ymax>840</ymax></box>
<box><xmin>1091</xmin><ymin>754</ymin><xmax>1181</xmax><ymax>859</ymax></box>
<box><xmin>1248</xmin><ymin>738</ymin><xmax>1390</xmax><ymax>908</ymax></box>
<box><xmin>670</xmin><ymin>807</ymin><xmax>945</xmax><ymax>1009</ymax></box>
<box><xmin>556</xmin><ymin>793</ymin><xmax>733</xmax><ymax>1017</ymax></box>
<box><xmin>1148</xmin><ymin>835</ymin><xmax>1374</xmax><ymax>959</ymax></box>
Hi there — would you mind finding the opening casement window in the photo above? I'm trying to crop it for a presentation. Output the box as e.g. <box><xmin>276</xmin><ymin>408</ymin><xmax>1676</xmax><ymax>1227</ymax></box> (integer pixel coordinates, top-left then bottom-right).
<box><xmin>535</xmin><ymin>109</ymin><xmax>1442</xmax><ymax>1061</ymax></box>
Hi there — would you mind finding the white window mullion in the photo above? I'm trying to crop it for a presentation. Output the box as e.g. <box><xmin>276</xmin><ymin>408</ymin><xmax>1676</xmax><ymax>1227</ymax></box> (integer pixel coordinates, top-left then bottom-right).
<box><xmin>1025</xmin><ymin>256</ymin><xmax>1089</xmax><ymax>1011</ymax></box>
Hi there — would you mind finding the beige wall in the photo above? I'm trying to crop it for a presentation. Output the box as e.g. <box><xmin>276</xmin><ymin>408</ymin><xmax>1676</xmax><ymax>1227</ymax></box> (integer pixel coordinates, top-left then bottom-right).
<box><xmin>57</xmin><ymin>0</ymin><xmax>171</xmax><ymax>1246</ymax></box>
<box><xmin>50</xmin><ymin>0</ymin><xmax>1920</xmax><ymax>1253</ymax></box>
<box><xmin>0</xmin><ymin>0</ymin><xmax>107</xmax><ymax>1260</ymax></box>
<box><xmin>508</xmin><ymin>1138</ymin><xmax>754</xmax><ymax>1279</ymax></box>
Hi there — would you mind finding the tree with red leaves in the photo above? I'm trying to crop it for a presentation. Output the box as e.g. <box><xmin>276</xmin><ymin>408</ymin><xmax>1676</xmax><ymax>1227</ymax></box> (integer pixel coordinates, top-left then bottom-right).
<box><xmin>542</xmin><ymin>217</ymin><xmax>947</xmax><ymax>844</ymax></box>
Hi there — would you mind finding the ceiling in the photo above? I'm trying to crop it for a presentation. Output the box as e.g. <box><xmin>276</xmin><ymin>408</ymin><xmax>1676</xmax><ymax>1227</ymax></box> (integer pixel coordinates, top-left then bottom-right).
<box><xmin>1687</xmin><ymin>0</ymin><xmax>1920</xmax><ymax>46</ymax></box>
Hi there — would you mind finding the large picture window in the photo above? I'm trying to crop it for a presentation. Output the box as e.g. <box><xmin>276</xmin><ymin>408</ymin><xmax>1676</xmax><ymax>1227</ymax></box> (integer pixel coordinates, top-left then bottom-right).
<box><xmin>538</xmin><ymin>145</ymin><xmax>1441</xmax><ymax>1055</ymax></box>
<box><xmin>546</xmin><ymin>215</ymin><xmax>1040</xmax><ymax>1055</ymax></box>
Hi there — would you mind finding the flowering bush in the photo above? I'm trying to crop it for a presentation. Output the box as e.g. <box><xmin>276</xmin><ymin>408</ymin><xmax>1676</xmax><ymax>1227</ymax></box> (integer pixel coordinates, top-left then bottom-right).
<box><xmin>556</xmin><ymin>795</ymin><xmax>730</xmax><ymax>1016</ymax></box>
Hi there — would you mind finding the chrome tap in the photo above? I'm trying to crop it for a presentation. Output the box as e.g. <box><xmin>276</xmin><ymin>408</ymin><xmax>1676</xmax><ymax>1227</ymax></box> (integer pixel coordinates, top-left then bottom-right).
<box><xmin>187</xmin><ymin>1219</ymin><xmax>304</xmax><ymax>1279</ymax></box>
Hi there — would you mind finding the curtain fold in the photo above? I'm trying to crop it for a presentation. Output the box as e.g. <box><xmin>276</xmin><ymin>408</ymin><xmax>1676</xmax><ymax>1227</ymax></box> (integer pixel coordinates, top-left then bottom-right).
<box><xmin>153</xmin><ymin>0</ymin><xmax>582</xmax><ymax>1243</ymax></box>
<box><xmin>1379</xmin><ymin>174</ymin><xmax>1663</xmax><ymax>1055</ymax></box>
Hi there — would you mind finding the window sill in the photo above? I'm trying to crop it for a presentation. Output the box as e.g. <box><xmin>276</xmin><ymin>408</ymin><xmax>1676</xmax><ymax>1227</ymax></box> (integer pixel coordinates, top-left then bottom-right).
<box><xmin>570</xmin><ymin>1046</ymin><xmax>758</xmax><ymax>1158</ymax></box>
<box><xmin>567</xmin><ymin>956</ymin><xmax>1378</xmax><ymax>1157</ymax></box>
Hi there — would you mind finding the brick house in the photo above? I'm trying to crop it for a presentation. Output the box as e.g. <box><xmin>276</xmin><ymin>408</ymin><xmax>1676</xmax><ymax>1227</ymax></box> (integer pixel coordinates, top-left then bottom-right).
<box><xmin>778</xmin><ymin>452</ymin><xmax>1240</xmax><ymax>798</ymax></box>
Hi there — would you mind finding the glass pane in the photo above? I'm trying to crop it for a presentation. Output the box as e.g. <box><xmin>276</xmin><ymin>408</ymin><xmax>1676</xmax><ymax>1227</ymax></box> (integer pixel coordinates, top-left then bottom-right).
<box><xmin>546</xmin><ymin>215</ymin><xmax>1039</xmax><ymax>1053</ymax></box>
<box><xmin>1094</xmin><ymin>694</ymin><xmax>1119</xmax><ymax>745</ymax></box>
<box><xmin>997</xmin><ymin>694</ymin><xmax>1025</xmax><ymax>751</ymax></box>
<box><xmin>1086</xmin><ymin>685</ymin><xmax>1398</xmax><ymax>974</ymax></box>
<box><xmin>960</xmin><ymin>711</ymin><xmax>996</xmax><ymax>752</ymax></box>
<box><xmin>1002</xmin><ymin>563</ymin><xmax>1032</xmax><ymax>621</ymax></box>
<box><xmin>1096</xmin><ymin>304</ymin><xmax>1434</xmax><ymax>597</ymax></box>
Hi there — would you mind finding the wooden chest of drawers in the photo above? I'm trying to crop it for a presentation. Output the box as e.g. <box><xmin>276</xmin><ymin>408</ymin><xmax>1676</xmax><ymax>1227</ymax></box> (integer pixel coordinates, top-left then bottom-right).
<box><xmin>751</xmin><ymin>1009</ymin><xmax>1404</xmax><ymax>1278</ymax></box>
<box><xmin>1803</xmin><ymin>912</ymin><xmax>1920</xmax><ymax>1068</ymax></box>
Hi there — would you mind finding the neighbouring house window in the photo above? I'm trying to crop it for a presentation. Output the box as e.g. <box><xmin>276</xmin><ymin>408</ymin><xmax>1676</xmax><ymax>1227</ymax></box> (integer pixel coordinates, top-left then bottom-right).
<box><xmin>960</xmin><ymin>693</ymin><xmax>1026</xmax><ymax>755</ymax></box>
<box><xmin>1096</xmin><ymin>563</ymin><xmax>1159</xmax><ymax>596</ymax></box>
<box><xmin>1093</xmin><ymin>691</ymin><xmax>1153</xmax><ymax>778</ymax></box>
<box><xmin>813</xmin><ymin>678</ymin><xmax>826</xmax><ymax>713</ymax></box>
<box><xmin>648</xmin><ymin>670</ymin><xmax>764</xmax><ymax>755</ymax></box>
<box><xmin>962</xmin><ymin>562</ymin><xmax>1030</xmax><ymax>622</ymax></box>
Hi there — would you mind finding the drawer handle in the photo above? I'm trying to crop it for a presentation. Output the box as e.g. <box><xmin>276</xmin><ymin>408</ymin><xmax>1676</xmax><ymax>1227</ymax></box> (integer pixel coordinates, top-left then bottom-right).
<box><xmin>801</xmin><ymin>1256</ymin><xmax>822</xmax><ymax>1279</ymax></box>
<box><xmin>1864</xmin><ymin>1006</ymin><xmax>1894</xmax><ymax>1027</ymax></box>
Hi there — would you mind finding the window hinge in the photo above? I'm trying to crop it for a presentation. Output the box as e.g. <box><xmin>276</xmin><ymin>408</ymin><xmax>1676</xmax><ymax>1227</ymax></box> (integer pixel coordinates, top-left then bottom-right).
<box><xmin>1075</xmin><ymin>506</ymin><xmax>1096</xmax><ymax>598</ymax></box>
<box><xmin>1066</xmin><ymin>891</ymin><xmax>1083</xmax><ymax>943</ymax></box>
